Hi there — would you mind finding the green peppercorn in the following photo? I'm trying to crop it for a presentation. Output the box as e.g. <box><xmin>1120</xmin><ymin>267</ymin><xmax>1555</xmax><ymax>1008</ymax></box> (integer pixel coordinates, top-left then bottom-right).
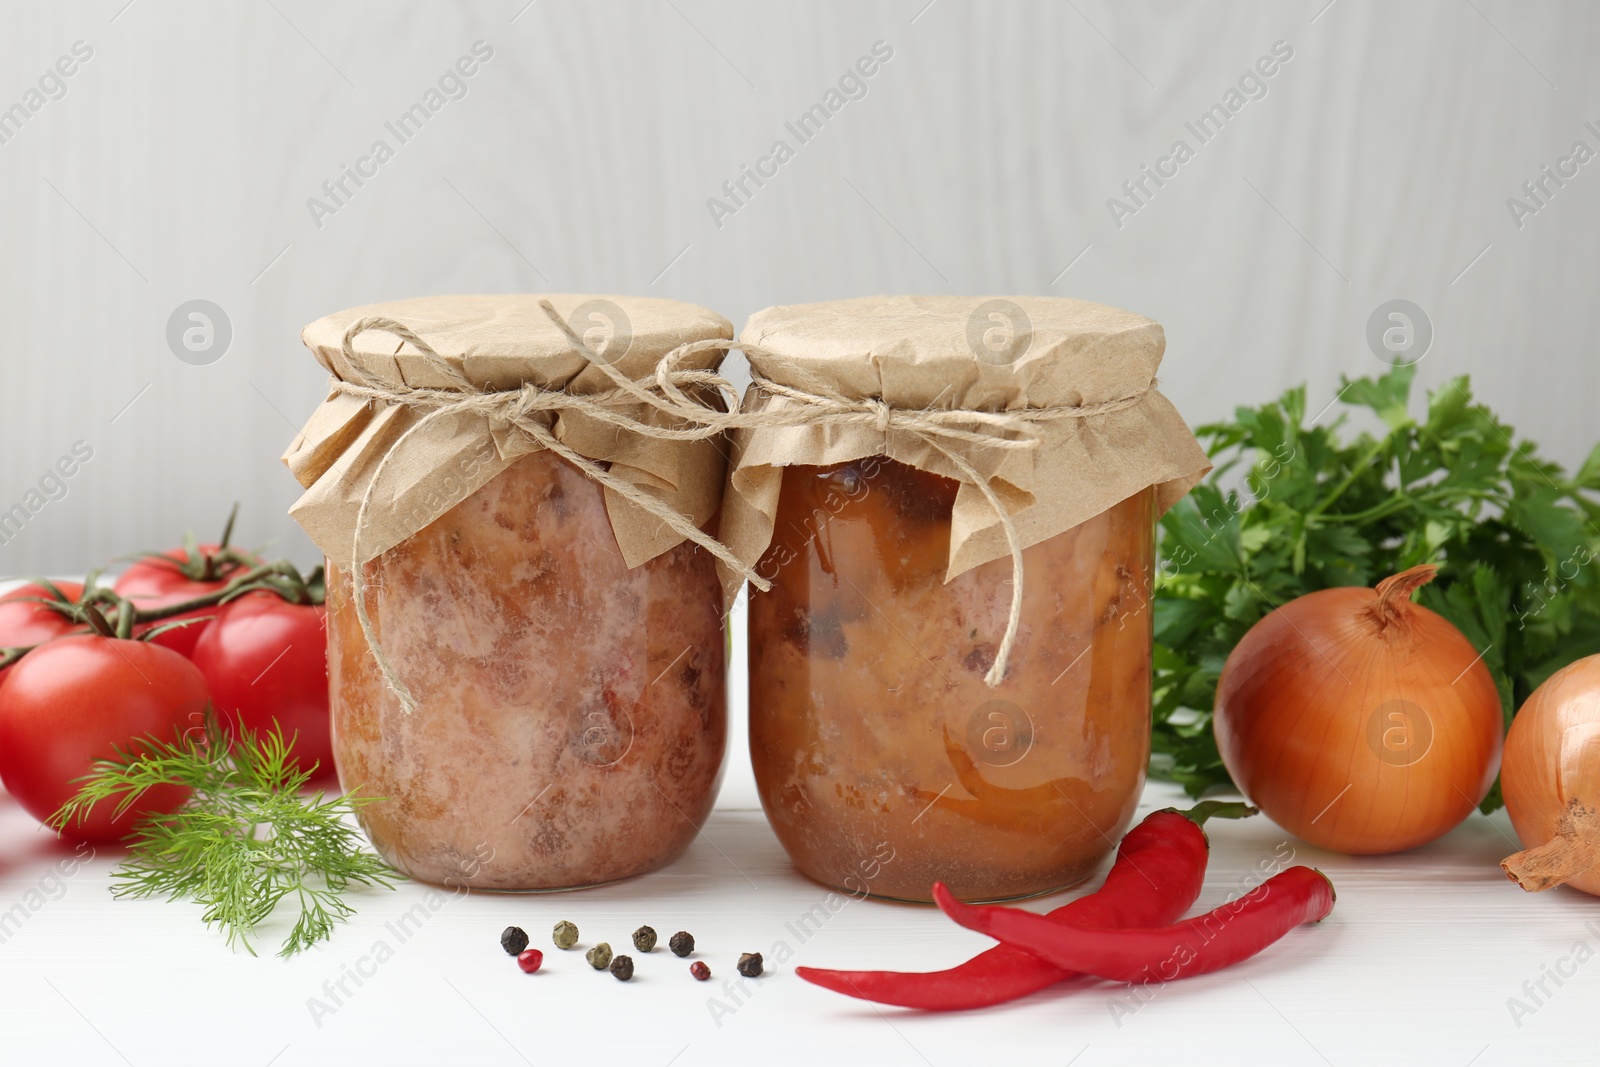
<box><xmin>632</xmin><ymin>925</ymin><xmax>657</xmax><ymax>953</ymax></box>
<box><xmin>737</xmin><ymin>952</ymin><xmax>764</xmax><ymax>978</ymax></box>
<box><xmin>610</xmin><ymin>954</ymin><xmax>634</xmax><ymax>981</ymax></box>
<box><xmin>500</xmin><ymin>926</ymin><xmax>529</xmax><ymax>955</ymax></box>
<box><xmin>586</xmin><ymin>942</ymin><xmax>613</xmax><ymax>970</ymax></box>
<box><xmin>669</xmin><ymin>931</ymin><xmax>695</xmax><ymax>957</ymax></box>
<box><xmin>552</xmin><ymin>921</ymin><xmax>579</xmax><ymax>950</ymax></box>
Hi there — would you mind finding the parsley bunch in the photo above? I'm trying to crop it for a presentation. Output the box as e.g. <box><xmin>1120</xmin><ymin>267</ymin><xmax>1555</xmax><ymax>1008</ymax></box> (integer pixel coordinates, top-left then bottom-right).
<box><xmin>1153</xmin><ymin>364</ymin><xmax>1600</xmax><ymax>811</ymax></box>
<box><xmin>53</xmin><ymin>713</ymin><xmax>397</xmax><ymax>956</ymax></box>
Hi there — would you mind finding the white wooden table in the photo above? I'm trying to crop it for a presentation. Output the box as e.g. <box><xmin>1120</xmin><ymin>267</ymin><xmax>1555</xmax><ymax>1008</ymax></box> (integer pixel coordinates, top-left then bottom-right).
<box><xmin>1</xmin><ymin>771</ymin><xmax>1590</xmax><ymax>1067</ymax></box>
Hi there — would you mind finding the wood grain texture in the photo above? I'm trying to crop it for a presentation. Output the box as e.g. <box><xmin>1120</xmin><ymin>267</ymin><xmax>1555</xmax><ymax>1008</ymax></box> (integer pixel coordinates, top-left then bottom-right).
<box><xmin>1</xmin><ymin>0</ymin><xmax>1594</xmax><ymax>577</ymax></box>
<box><xmin>0</xmin><ymin>10</ymin><xmax>1595</xmax><ymax>1056</ymax></box>
<box><xmin>0</xmin><ymin>777</ymin><xmax>1587</xmax><ymax>1065</ymax></box>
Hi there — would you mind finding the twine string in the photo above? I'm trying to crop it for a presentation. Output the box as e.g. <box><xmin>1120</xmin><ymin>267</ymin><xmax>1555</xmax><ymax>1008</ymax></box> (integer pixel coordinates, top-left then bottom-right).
<box><xmin>338</xmin><ymin>313</ymin><xmax>765</xmax><ymax>714</ymax></box>
<box><xmin>333</xmin><ymin>304</ymin><xmax>1151</xmax><ymax>708</ymax></box>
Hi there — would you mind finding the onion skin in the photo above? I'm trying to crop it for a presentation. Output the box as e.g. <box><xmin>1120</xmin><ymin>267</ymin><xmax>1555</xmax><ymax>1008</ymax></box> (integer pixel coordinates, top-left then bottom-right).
<box><xmin>1214</xmin><ymin>566</ymin><xmax>1503</xmax><ymax>855</ymax></box>
<box><xmin>1502</xmin><ymin>655</ymin><xmax>1600</xmax><ymax>896</ymax></box>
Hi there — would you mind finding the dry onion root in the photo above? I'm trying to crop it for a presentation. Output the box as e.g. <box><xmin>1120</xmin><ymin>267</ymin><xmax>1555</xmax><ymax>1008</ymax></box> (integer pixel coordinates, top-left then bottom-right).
<box><xmin>1214</xmin><ymin>564</ymin><xmax>1504</xmax><ymax>854</ymax></box>
<box><xmin>1501</xmin><ymin>655</ymin><xmax>1600</xmax><ymax>895</ymax></box>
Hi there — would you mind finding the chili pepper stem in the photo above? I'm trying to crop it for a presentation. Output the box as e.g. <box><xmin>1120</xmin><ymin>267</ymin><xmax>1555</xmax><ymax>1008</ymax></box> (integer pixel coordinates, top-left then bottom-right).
<box><xmin>1314</xmin><ymin>866</ymin><xmax>1336</xmax><ymax>906</ymax></box>
<box><xmin>1160</xmin><ymin>800</ymin><xmax>1259</xmax><ymax>828</ymax></box>
<box><xmin>1154</xmin><ymin>800</ymin><xmax>1258</xmax><ymax>848</ymax></box>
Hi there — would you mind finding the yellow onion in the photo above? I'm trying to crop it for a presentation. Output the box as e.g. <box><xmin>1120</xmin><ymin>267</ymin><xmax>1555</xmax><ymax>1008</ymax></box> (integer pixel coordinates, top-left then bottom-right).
<box><xmin>1501</xmin><ymin>654</ymin><xmax>1600</xmax><ymax>896</ymax></box>
<box><xmin>1214</xmin><ymin>564</ymin><xmax>1503</xmax><ymax>854</ymax></box>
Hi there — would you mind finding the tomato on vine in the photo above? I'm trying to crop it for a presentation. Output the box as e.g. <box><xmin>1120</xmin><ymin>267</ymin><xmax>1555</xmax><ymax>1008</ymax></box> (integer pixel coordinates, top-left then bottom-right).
<box><xmin>0</xmin><ymin>580</ymin><xmax>84</xmax><ymax>681</ymax></box>
<box><xmin>113</xmin><ymin>507</ymin><xmax>260</xmax><ymax>656</ymax></box>
<box><xmin>192</xmin><ymin>583</ymin><xmax>332</xmax><ymax>781</ymax></box>
<box><xmin>0</xmin><ymin>631</ymin><xmax>208</xmax><ymax>842</ymax></box>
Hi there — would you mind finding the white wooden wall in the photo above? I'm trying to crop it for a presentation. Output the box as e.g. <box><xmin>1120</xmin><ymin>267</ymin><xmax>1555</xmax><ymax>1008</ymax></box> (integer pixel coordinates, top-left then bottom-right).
<box><xmin>1</xmin><ymin>0</ymin><xmax>1596</xmax><ymax>576</ymax></box>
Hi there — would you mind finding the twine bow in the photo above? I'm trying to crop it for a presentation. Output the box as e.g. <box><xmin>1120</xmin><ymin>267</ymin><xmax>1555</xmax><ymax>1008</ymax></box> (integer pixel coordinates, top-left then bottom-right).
<box><xmin>333</xmin><ymin>309</ymin><xmax>767</xmax><ymax>713</ymax></box>
<box><xmin>333</xmin><ymin>301</ymin><xmax>1149</xmax><ymax>708</ymax></box>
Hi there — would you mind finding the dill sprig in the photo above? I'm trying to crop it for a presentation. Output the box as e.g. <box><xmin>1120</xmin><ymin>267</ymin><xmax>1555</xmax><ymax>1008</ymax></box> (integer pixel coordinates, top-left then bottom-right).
<box><xmin>51</xmin><ymin>712</ymin><xmax>399</xmax><ymax>957</ymax></box>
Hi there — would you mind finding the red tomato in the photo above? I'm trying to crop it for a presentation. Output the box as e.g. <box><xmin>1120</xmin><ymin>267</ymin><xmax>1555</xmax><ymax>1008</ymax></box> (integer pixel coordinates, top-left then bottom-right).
<box><xmin>0</xmin><ymin>581</ymin><xmax>84</xmax><ymax>682</ymax></box>
<box><xmin>190</xmin><ymin>591</ymin><xmax>333</xmax><ymax>781</ymax></box>
<box><xmin>114</xmin><ymin>544</ymin><xmax>256</xmax><ymax>657</ymax></box>
<box><xmin>0</xmin><ymin>634</ymin><xmax>207</xmax><ymax>842</ymax></box>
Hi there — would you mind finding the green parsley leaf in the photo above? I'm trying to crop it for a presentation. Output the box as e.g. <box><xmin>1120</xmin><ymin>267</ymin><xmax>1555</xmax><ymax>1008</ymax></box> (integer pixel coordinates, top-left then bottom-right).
<box><xmin>1154</xmin><ymin>369</ymin><xmax>1600</xmax><ymax>813</ymax></box>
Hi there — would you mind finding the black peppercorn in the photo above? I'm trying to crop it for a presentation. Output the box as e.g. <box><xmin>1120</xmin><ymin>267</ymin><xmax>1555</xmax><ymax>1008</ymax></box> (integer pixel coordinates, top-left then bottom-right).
<box><xmin>737</xmin><ymin>952</ymin><xmax>764</xmax><ymax>978</ymax></box>
<box><xmin>610</xmin><ymin>954</ymin><xmax>634</xmax><ymax>981</ymax></box>
<box><xmin>669</xmin><ymin>930</ymin><xmax>695</xmax><ymax>957</ymax></box>
<box><xmin>632</xmin><ymin>925</ymin><xmax>657</xmax><ymax>952</ymax></box>
<box><xmin>586</xmin><ymin>942</ymin><xmax>613</xmax><ymax>970</ymax></box>
<box><xmin>500</xmin><ymin>926</ymin><xmax>529</xmax><ymax>955</ymax></box>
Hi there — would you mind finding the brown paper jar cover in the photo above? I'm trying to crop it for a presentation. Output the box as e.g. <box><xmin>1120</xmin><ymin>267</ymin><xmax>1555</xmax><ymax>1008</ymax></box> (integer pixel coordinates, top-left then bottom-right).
<box><xmin>733</xmin><ymin>295</ymin><xmax>1210</xmax><ymax>902</ymax></box>
<box><xmin>282</xmin><ymin>294</ymin><xmax>733</xmax><ymax>891</ymax></box>
<box><xmin>285</xmin><ymin>293</ymin><xmax>734</xmax><ymax>570</ymax></box>
<box><xmin>720</xmin><ymin>294</ymin><xmax>1210</xmax><ymax>592</ymax></box>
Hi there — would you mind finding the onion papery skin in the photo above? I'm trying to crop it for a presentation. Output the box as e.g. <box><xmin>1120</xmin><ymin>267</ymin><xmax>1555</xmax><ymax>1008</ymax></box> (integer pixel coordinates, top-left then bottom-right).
<box><xmin>1503</xmin><ymin>655</ymin><xmax>1600</xmax><ymax>897</ymax></box>
<box><xmin>1214</xmin><ymin>579</ymin><xmax>1503</xmax><ymax>855</ymax></box>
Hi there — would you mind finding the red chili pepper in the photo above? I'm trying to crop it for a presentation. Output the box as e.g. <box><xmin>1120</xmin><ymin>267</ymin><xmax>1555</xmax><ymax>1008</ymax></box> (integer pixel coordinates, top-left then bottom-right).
<box><xmin>932</xmin><ymin>865</ymin><xmax>1335</xmax><ymax>984</ymax></box>
<box><xmin>795</xmin><ymin>801</ymin><xmax>1255</xmax><ymax>1010</ymax></box>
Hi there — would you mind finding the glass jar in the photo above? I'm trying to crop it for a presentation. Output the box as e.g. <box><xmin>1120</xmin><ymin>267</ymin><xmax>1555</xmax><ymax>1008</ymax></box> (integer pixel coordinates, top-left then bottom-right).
<box><xmin>749</xmin><ymin>457</ymin><xmax>1155</xmax><ymax>902</ymax></box>
<box><xmin>326</xmin><ymin>449</ymin><xmax>726</xmax><ymax>891</ymax></box>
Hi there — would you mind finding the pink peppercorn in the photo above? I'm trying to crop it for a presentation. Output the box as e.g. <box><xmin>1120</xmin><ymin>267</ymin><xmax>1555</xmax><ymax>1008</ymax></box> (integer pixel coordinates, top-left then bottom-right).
<box><xmin>517</xmin><ymin>949</ymin><xmax>543</xmax><ymax>974</ymax></box>
<box><xmin>690</xmin><ymin>961</ymin><xmax>711</xmax><ymax>981</ymax></box>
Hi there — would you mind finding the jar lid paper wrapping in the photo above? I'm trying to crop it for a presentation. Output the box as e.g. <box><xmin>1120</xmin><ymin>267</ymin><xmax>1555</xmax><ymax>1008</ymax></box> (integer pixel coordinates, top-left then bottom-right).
<box><xmin>718</xmin><ymin>295</ymin><xmax>1212</xmax><ymax>599</ymax></box>
<box><xmin>282</xmin><ymin>294</ymin><xmax>733</xmax><ymax>569</ymax></box>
